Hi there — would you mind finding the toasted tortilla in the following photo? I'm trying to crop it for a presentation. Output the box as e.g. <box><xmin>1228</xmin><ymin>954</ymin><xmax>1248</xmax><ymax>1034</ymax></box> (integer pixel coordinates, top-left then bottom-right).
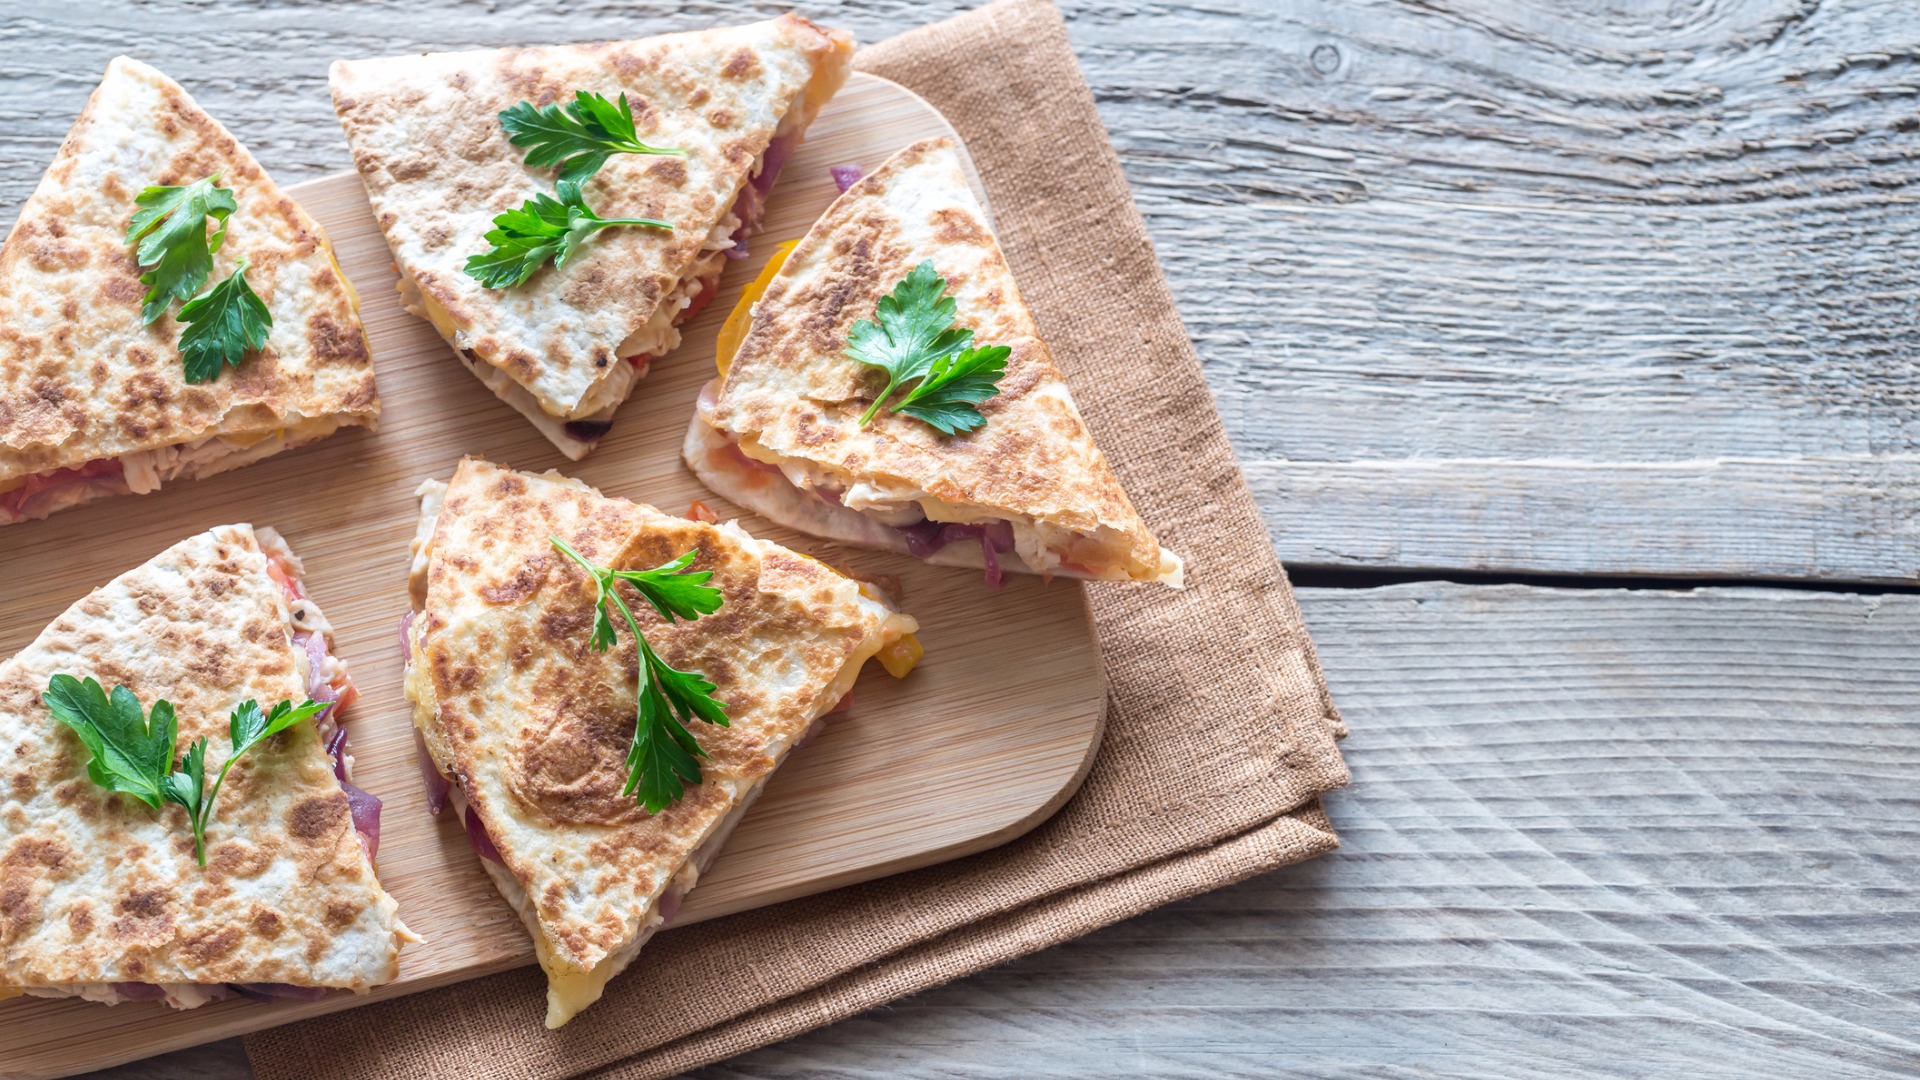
<box><xmin>331</xmin><ymin>15</ymin><xmax>854</xmax><ymax>457</ymax></box>
<box><xmin>0</xmin><ymin>525</ymin><xmax>406</xmax><ymax>1002</ymax></box>
<box><xmin>0</xmin><ymin>57</ymin><xmax>380</xmax><ymax>524</ymax></box>
<box><xmin>404</xmin><ymin>458</ymin><xmax>916</xmax><ymax>1027</ymax></box>
<box><xmin>691</xmin><ymin>137</ymin><xmax>1182</xmax><ymax>586</ymax></box>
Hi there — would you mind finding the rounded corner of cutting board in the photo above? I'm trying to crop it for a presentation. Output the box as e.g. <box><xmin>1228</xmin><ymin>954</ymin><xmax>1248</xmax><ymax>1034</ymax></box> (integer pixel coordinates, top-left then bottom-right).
<box><xmin>0</xmin><ymin>64</ymin><xmax>1104</xmax><ymax>1079</ymax></box>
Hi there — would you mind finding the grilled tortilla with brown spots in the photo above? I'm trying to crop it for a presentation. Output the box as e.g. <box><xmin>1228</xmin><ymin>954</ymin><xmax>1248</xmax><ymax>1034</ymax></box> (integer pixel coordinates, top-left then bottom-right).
<box><xmin>331</xmin><ymin>15</ymin><xmax>853</xmax><ymax>460</ymax></box>
<box><xmin>404</xmin><ymin>457</ymin><xmax>916</xmax><ymax>1027</ymax></box>
<box><xmin>0</xmin><ymin>58</ymin><xmax>379</xmax><ymax>526</ymax></box>
<box><xmin>688</xmin><ymin>138</ymin><xmax>1183</xmax><ymax>586</ymax></box>
<box><xmin>0</xmin><ymin>526</ymin><xmax>406</xmax><ymax>1003</ymax></box>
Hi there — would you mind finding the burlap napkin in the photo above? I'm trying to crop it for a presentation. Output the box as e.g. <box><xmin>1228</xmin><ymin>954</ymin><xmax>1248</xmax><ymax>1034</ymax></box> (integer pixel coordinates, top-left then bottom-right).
<box><xmin>245</xmin><ymin>1</ymin><xmax>1348</xmax><ymax>1075</ymax></box>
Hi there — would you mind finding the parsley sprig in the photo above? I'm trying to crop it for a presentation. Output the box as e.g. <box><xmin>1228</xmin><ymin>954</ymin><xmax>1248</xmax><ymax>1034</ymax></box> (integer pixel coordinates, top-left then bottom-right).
<box><xmin>466</xmin><ymin>180</ymin><xmax>673</xmax><ymax>289</ymax></box>
<box><xmin>124</xmin><ymin>174</ymin><xmax>273</xmax><ymax>382</ymax></box>
<box><xmin>44</xmin><ymin>675</ymin><xmax>326</xmax><ymax>866</ymax></box>
<box><xmin>549</xmin><ymin>538</ymin><xmax>729</xmax><ymax>813</ymax></box>
<box><xmin>849</xmin><ymin>261</ymin><xmax>1011</xmax><ymax>434</ymax></box>
<box><xmin>501</xmin><ymin>91</ymin><xmax>684</xmax><ymax>186</ymax></box>
<box><xmin>127</xmin><ymin>176</ymin><xmax>235</xmax><ymax>323</ymax></box>
<box><xmin>177</xmin><ymin>258</ymin><xmax>272</xmax><ymax>383</ymax></box>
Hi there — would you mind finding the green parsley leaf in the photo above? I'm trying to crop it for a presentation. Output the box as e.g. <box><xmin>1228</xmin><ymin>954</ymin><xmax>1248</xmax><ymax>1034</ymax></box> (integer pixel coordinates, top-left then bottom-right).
<box><xmin>550</xmin><ymin>537</ymin><xmax>729</xmax><ymax>813</ymax></box>
<box><xmin>42</xmin><ymin>674</ymin><xmax>176</xmax><ymax>809</ymax></box>
<box><xmin>610</xmin><ymin>549</ymin><xmax>724</xmax><ymax>622</ymax></box>
<box><xmin>465</xmin><ymin>180</ymin><xmax>673</xmax><ymax>290</ymax></box>
<box><xmin>161</xmin><ymin>736</ymin><xmax>207</xmax><ymax>855</ymax></box>
<box><xmin>892</xmin><ymin>345</ymin><xmax>1011</xmax><ymax>434</ymax></box>
<box><xmin>174</xmin><ymin>698</ymin><xmax>329</xmax><ymax>863</ymax></box>
<box><xmin>43</xmin><ymin>675</ymin><xmax>323</xmax><ymax>866</ymax></box>
<box><xmin>177</xmin><ymin>259</ymin><xmax>273</xmax><ymax>384</ymax></box>
<box><xmin>847</xmin><ymin>260</ymin><xmax>1008</xmax><ymax>431</ymax></box>
<box><xmin>500</xmin><ymin>91</ymin><xmax>684</xmax><ymax>186</ymax></box>
<box><xmin>126</xmin><ymin>175</ymin><xmax>237</xmax><ymax>324</ymax></box>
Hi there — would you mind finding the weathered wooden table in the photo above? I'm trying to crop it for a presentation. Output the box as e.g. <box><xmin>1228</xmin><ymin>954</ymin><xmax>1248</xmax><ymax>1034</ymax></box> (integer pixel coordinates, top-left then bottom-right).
<box><xmin>10</xmin><ymin>1</ymin><xmax>1914</xmax><ymax>1076</ymax></box>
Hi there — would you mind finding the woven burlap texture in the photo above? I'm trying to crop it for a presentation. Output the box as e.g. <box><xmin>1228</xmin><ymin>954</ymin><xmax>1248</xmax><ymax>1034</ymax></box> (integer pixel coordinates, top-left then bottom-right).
<box><xmin>246</xmin><ymin>1</ymin><xmax>1349</xmax><ymax>1076</ymax></box>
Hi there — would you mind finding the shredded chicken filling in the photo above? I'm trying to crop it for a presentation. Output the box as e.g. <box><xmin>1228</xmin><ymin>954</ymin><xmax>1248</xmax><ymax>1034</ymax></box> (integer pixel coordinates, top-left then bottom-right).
<box><xmin>726</xmin><ymin>429</ymin><xmax>1136</xmax><ymax>577</ymax></box>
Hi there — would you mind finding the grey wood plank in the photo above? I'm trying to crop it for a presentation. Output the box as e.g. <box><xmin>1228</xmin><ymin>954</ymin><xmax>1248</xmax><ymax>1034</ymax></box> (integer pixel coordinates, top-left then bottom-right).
<box><xmin>683</xmin><ymin>583</ymin><xmax>1920</xmax><ymax>1079</ymax></box>
<box><xmin>5</xmin><ymin>2</ymin><xmax>1916</xmax><ymax>579</ymax></box>
<box><xmin>1069</xmin><ymin>0</ymin><xmax>1920</xmax><ymax>581</ymax></box>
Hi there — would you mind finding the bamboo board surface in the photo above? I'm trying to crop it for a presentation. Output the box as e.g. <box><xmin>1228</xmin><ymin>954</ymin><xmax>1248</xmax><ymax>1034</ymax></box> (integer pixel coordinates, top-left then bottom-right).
<box><xmin>0</xmin><ymin>73</ymin><xmax>1105</xmax><ymax>1080</ymax></box>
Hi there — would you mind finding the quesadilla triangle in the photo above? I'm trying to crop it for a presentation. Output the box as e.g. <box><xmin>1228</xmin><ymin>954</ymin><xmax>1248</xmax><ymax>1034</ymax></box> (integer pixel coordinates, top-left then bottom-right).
<box><xmin>686</xmin><ymin>137</ymin><xmax>1185</xmax><ymax>587</ymax></box>
<box><xmin>330</xmin><ymin>15</ymin><xmax>855</xmax><ymax>461</ymax></box>
<box><xmin>0</xmin><ymin>57</ymin><xmax>380</xmax><ymax>527</ymax></box>
<box><xmin>404</xmin><ymin>458</ymin><xmax>920</xmax><ymax>1027</ymax></box>
<box><xmin>0</xmin><ymin>525</ymin><xmax>412</xmax><ymax>1008</ymax></box>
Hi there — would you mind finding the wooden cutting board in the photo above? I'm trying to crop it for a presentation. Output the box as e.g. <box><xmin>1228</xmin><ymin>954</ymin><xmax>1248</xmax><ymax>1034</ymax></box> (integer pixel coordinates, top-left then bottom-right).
<box><xmin>0</xmin><ymin>73</ymin><xmax>1105</xmax><ymax>1080</ymax></box>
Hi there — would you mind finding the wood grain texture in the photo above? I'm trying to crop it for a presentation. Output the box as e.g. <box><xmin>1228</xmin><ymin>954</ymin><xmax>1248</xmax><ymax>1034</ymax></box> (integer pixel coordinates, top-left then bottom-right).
<box><xmin>5</xmin><ymin>1</ymin><xmax>1917</xmax><ymax>581</ymax></box>
<box><xmin>684</xmin><ymin>583</ymin><xmax>1920</xmax><ymax>1079</ymax></box>
<box><xmin>1068</xmin><ymin>0</ymin><xmax>1920</xmax><ymax>582</ymax></box>
<box><xmin>3</xmin><ymin>76</ymin><xmax>1106</xmax><ymax>1079</ymax></box>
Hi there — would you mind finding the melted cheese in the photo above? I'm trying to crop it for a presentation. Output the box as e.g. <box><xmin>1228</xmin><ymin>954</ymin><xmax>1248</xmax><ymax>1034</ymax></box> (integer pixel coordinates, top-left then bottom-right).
<box><xmin>878</xmin><ymin>633</ymin><xmax>922</xmax><ymax>678</ymax></box>
<box><xmin>326</xmin><ymin>248</ymin><xmax>360</xmax><ymax>315</ymax></box>
<box><xmin>117</xmin><ymin>415</ymin><xmax>349</xmax><ymax>496</ymax></box>
<box><xmin>716</xmin><ymin>240</ymin><xmax>799</xmax><ymax>378</ymax></box>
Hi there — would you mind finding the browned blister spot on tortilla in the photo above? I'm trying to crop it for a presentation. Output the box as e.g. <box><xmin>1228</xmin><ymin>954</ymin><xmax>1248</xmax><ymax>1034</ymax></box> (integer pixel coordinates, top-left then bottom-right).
<box><xmin>325</xmin><ymin>898</ymin><xmax>363</xmax><ymax>930</ymax></box>
<box><xmin>307</xmin><ymin>311</ymin><xmax>370</xmax><ymax>367</ymax></box>
<box><xmin>479</xmin><ymin>554</ymin><xmax>550</xmax><ymax>604</ymax></box>
<box><xmin>721</xmin><ymin>47</ymin><xmax>761</xmax><ymax>79</ymax></box>
<box><xmin>507</xmin><ymin>699</ymin><xmax>649</xmax><ymax>827</ymax></box>
<box><xmin>646</xmin><ymin>157</ymin><xmax>688</xmax><ymax>186</ymax></box>
<box><xmin>289</xmin><ymin>794</ymin><xmax>347</xmax><ymax>842</ymax></box>
<box><xmin>109</xmin><ymin>888</ymin><xmax>174</xmax><ymax>947</ymax></box>
<box><xmin>209</xmin><ymin>840</ymin><xmax>273</xmax><ymax>881</ymax></box>
<box><xmin>178</xmin><ymin>924</ymin><xmax>243</xmax><ymax>965</ymax></box>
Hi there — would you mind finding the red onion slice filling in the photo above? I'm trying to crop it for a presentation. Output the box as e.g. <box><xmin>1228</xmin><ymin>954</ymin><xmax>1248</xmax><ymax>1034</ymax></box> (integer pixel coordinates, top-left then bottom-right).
<box><xmin>657</xmin><ymin>884</ymin><xmax>684</xmax><ymax>927</ymax></box>
<box><xmin>229</xmin><ymin>982</ymin><xmax>329</xmax><ymax>1002</ymax></box>
<box><xmin>324</xmin><ymin>725</ymin><xmax>349</xmax><ymax>784</ymax></box>
<box><xmin>414</xmin><ymin>730</ymin><xmax>451</xmax><ymax>817</ymax></box>
<box><xmin>110</xmin><ymin>982</ymin><xmax>170</xmax><ymax>1001</ymax></box>
<box><xmin>465</xmin><ymin>805</ymin><xmax>505</xmax><ymax>864</ymax></box>
<box><xmin>894</xmin><ymin>520</ymin><xmax>1015</xmax><ymax>587</ymax></box>
<box><xmin>290</xmin><ymin>625</ymin><xmax>379</xmax><ymax>857</ymax></box>
<box><xmin>341</xmin><ymin>781</ymin><xmax>383</xmax><ymax>861</ymax></box>
<box><xmin>296</xmin><ymin>631</ymin><xmax>340</xmax><ymax>718</ymax></box>
<box><xmin>830</xmin><ymin>164</ymin><xmax>864</xmax><ymax>192</ymax></box>
<box><xmin>724</xmin><ymin>130</ymin><xmax>800</xmax><ymax>260</ymax></box>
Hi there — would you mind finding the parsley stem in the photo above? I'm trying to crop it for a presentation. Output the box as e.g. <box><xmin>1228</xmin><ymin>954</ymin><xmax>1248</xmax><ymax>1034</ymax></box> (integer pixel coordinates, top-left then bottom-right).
<box><xmin>859</xmin><ymin>378</ymin><xmax>901</xmax><ymax>426</ymax></box>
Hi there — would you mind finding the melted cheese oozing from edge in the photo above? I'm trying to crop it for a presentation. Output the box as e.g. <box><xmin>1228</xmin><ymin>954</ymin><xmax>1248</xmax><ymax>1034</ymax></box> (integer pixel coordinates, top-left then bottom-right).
<box><xmin>326</xmin><ymin>247</ymin><xmax>360</xmax><ymax>315</ymax></box>
<box><xmin>715</xmin><ymin>241</ymin><xmax>799</xmax><ymax>378</ymax></box>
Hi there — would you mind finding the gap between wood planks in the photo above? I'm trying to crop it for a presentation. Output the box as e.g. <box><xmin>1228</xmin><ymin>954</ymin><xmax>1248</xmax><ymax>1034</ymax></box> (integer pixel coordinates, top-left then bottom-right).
<box><xmin>1287</xmin><ymin>564</ymin><xmax>1920</xmax><ymax>597</ymax></box>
